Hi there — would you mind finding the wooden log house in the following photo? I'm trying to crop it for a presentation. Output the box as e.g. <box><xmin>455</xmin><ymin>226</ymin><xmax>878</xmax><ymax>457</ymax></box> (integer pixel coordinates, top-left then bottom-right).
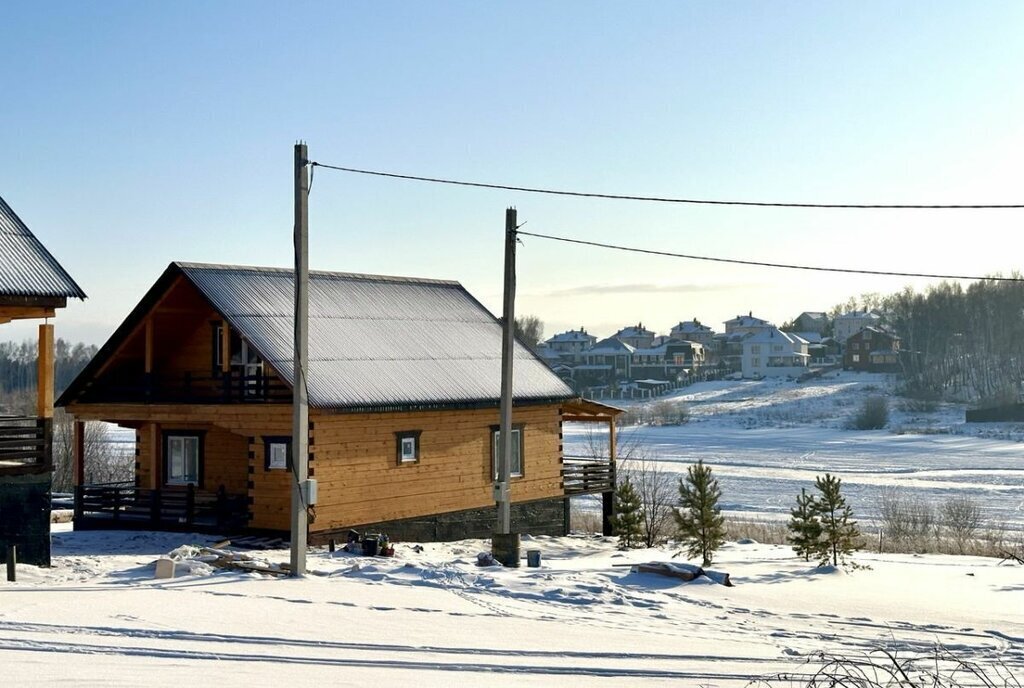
<box><xmin>0</xmin><ymin>194</ymin><xmax>86</xmax><ymax>566</ymax></box>
<box><xmin>59</xmin><ymin>262</ymin><xmax>620</xmax><ymax>542</ymax></box>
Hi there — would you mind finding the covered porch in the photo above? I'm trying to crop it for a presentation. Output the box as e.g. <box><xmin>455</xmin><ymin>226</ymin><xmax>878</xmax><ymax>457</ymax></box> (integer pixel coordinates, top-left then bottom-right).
<box><xmin>66</xmin><ymin>409</ymin><xmax>261</xmax><ymax>535</ymax></box>
<box><xmin>561</xmin><ymin>398</ymin><xmax>622</xmax><ymax>535</ymax></box>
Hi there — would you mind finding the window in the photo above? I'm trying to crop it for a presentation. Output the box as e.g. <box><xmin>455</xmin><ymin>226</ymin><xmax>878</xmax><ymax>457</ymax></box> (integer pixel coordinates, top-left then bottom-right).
<box><xmin>491</xmin><ymin>426</ymin><xmax>524</xmax><ymax>479</ymax></box>
<box><xmin>852</xmin><ymin>354</ymin><xmax>861</xmax><ymax>363</ymax></box>
<box><xmin>264</xmin><ymin>436</ymin><xmax>291</xmax><ymax>470</ymax></box>
<box><xmin>395</xmin><ymin>430</ymin><xmax>422</xmax><ymax>465</ymax></box>
<box><xmin>751</xmin><ymin>345</ymin><xmax>761</xmax><ymax>354</ymax></box>
<box><xmin>752</xmin><ymin>357</ymin><xmax>761</xmax><ymax>368</ymax></box>
<box><xmin>164</xmin><ymin>432</ymin><xmax>203</xmax><ymax>486</ymax></box>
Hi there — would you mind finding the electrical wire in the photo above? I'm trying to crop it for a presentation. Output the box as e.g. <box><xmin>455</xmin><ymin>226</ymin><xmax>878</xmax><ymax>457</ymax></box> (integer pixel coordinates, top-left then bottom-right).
<box><xmin>309</xmin><ymin>162</ymin><xmax>1024</xmax><ymax>210</ymax></box>
<box><xmin>515</xmin><ymin>230</ymin><xmax>1024</xmax><ymax>282</ymax></box>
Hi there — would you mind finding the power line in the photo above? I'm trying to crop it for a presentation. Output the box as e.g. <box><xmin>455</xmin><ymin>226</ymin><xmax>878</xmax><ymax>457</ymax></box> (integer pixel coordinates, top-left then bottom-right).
<box><xmin>309</xmin><ymin>161</ymin><xmax>1024</xmax><ymax>210</ymax></box>
<box><xmin>515</xmin><ymin>230</ymin><xmax>1024</xmax><ymax>282</ymax></box>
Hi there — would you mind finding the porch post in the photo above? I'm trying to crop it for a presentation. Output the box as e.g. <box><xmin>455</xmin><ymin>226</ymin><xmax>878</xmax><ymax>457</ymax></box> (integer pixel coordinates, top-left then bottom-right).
<box><xmin>602</xmin><ymin>417</ymin><xmax>616</xmax><ymax>536</ymax></box>
<box><xmin>73</xmin><ymin>419</ymin><xmax>85</xmax><ymax>487</ymax></box>
<box><xmin>37</xmin><ymin>323</ymin><xmax>54</xmax><ymax>418</ymax></box>
<box><xmin>149</xmin><ymin>423</ymin><xmax>161</xmax><ymax>489</ymax></box>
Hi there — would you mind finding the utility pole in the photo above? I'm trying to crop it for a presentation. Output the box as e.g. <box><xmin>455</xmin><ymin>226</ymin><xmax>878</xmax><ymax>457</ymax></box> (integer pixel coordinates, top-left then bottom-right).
<box><xmin>492</xmin><ymin>207</ymin><xmax>520</xmax><ymax>567</ymax></box>
<box><xmin>291</xmin><ymin>141</ymin><xmax>311</xmax><ymax>577</ymax></box>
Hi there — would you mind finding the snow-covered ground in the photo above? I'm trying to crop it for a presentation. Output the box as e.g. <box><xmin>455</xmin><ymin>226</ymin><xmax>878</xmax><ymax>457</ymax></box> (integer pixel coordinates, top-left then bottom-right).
<box><xmin>567</xmin><ymin>372</ymin><xmax>1024</xmax><ymax>530</ymax></box>
<box><xmin>14</xmin><ymin>373</ymin><xmax>1017</xmax><ymax>684</ymax></box>
<box><xmin>3</xmin><ymin>526</ymin><xmax>1022</xmax><ymax>686</ymax></box>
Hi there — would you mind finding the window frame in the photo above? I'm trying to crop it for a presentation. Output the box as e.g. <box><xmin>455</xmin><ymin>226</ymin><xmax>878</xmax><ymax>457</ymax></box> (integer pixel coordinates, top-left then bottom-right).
<box><xmin>264</xmin><ymin>436</ymin><xmax>292</xmax><ymax>471</ymax></box>
<box><xmin>395</xmin><ymin>430</ymin><xmax>422</xmax><ymax>465</ymax></box>
<box><xmin>490</xmin><ymin>424</ymin><xmax>525</xmax><ymax>481</ymax></box>
<box><xmin>162</xmin><ymin>430</ymin><xmax>205</xmax><ymax>487</ymax></box>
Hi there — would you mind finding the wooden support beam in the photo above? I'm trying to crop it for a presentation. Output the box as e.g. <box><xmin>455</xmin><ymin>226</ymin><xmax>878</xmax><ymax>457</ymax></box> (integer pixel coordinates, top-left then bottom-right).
<box><xmin>149</xmin><ymin>423</ymin><xmax>161</xmax><ymax>490</ymax></box>
<box><xmin>0</xmin><ymin>306</ymin><xmax>58</xmax><ymax>322</ymax></box>
<box><xmin>73</xmin><ymin>420</ymin><xmax>85</xmax><ymax>487</ymax></box>
<box><xmin>144</xmin><ymin>318</ymin><xmax>154</xmax><ymax>374</ymax></box>
<box><xmin>37</xmin><ymin>323</ymin><xmax>54</xmax><ymax>418</ymax></box>
<box><xmin>603</xmin><ymin>417</ymin><xmax>617</xmax><ymax>537</ymax></box>
<box><xmin>220</xmin><ymin>320</ymin><xmax>230</xmax><ymax>373</ymax></box>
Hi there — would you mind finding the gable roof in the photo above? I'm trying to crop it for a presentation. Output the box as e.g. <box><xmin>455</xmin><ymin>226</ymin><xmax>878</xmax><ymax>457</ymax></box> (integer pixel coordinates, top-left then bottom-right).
<box><xmin>60</xmin><ymin>262</ymin><xmax>572</xmax><ymax>411</ymax></box>
<box><xmin>742</xmin><ymin>328</ymin><xmax>807</xmax><ymax>346</ymax></box>
<box><xmin>587</xmin><ymin>337</ymin><xmax>636</xmax><ymax>355</ymax></box>
<box><xmin>0</xmin><ymin>194</ymin><xmax>85</xmax><ymax>299</ymax></box>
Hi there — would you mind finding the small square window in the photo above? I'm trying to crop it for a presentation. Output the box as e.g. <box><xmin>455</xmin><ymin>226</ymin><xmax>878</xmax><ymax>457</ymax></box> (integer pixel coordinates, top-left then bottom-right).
<box><xmin>264</xmin><ymin>437</ymin><xmax>292</xmax><ymax>471</ymax></box>
<box><xmin>395</xmin><ymin>431</ymin><xmax>421</xmax><ymax>465</ymax></box>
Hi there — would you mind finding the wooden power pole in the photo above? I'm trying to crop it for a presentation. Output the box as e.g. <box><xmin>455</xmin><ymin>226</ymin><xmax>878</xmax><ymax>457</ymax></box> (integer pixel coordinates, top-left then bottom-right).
<box><xmin>291</xmin><ymin>142</ymin><xmax>312</xmax><ymax>577</ymax></box>
<box><xmin>492</xmin><ymin>207</ymin><xmax>520</xmax><ymax>566</ymax></box>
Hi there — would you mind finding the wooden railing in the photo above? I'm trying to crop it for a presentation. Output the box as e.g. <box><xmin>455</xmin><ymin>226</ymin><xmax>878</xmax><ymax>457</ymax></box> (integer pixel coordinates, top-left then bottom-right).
<box><xmin>73</xmin><ymin>482</ymin><xmax>247</xmax><ymax>532</ymax></box>
<box><xmin>562</xmin><ymin>456</ymin><xmax>615</xmax><ymax>495</ymax></box>
<box><xmin>0</xmin><ymin>416</ymin><xmax>52</xmax><ymax>476</ymax></box>
<box><xmin>80</xmin><ymin>368</ymin><xmax>291</xmax><ymax>404</ymax></box>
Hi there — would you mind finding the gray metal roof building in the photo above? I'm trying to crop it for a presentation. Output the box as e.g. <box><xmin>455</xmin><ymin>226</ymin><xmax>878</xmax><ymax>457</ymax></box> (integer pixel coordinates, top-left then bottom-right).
<box><xmin>0</xmin><ymin>194</ymin><xmax>85</xmax><ymax>300</ymax></box>
<box><xmin>61</xmin><ymin>262</ymin><xmax>574</xmax><ymax>412</ymax></box>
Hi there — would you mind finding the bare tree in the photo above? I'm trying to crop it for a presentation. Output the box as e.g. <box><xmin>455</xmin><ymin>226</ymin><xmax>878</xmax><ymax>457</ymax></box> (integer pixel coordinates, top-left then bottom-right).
<box><xmin>579</xmin><ymin>426</ymin><xmax>676</xmax><ymax>547</ymax></box>
<box><xmin>617</xmin><ymin>445</ymin><xmax>676</xmax><ymax>548</ymax></box>
<box><xmin>51</xmin><ymin>409</ymin><xmax>131</xmax><ymax>492</ymax></box>
<box><xmin>513</xmin><ymin>315</ymin><xmax>544</xmax><ymax>352</ymax></box>
<box><xmin>941</xmin><ymin>496</ymin><xmax>984</xmax><ymax>554</ymax></box>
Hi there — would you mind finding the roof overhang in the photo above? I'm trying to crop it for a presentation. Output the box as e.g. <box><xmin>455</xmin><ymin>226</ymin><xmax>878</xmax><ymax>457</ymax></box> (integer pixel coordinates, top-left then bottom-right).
<box><xmin>562</xmin><ymin>398</ymin><xmax>624</xmax><ymax>422</ymax></box>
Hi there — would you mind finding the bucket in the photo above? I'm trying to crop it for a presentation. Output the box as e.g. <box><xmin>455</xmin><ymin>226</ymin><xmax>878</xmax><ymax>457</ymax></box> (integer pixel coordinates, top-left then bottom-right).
<box><xmin>526</xmin><ymin>549</ymin><xmax>541</xmax><ymax>567</ymax></box>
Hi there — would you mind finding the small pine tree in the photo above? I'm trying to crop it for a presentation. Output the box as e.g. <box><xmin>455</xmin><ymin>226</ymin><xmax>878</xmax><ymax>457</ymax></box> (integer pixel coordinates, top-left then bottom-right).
<box><xmin>609</xmin><ymin>478</ymin><xmax>644</xmax><ymax>548</ymax></box>
<box><xmin>787</xmin><ymin>487</ymin><xmax>822</xmax><ymax>562</ymax></box>
<box><xmin>814</xmin><ymin>473</ymin><xmax>861</xmax><ymax>567</ymax></box>
<box><xmin>674</xmin><ymin>460</ymin><xmax>726</xmax><ymax>567</ymax></box>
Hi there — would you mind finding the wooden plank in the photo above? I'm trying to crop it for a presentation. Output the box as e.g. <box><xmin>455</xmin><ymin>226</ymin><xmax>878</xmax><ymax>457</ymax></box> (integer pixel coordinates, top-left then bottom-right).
<box><xmin>37</xmin><ymin>324</ymin><xmax>54</xmax><ymax>418</ymax></box>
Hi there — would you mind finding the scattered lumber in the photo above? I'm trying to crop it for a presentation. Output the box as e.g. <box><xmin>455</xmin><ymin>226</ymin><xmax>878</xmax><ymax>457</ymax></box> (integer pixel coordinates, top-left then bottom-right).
<box><xmin>630</xmin><ymin>561</ymin><xmax>734</xmax><ymax>587</ymax></box>
<box><xmin>194</xmin><ymin>547</ymin><xmax>291</xmax><ymax>576</ymax></box>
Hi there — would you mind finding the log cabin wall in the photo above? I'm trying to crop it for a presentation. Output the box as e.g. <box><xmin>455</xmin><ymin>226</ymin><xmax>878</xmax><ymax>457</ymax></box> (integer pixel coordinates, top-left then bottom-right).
<box><xmin>307</xmin><ymin>403</ymin><xmax>564</xmax><ymax>534</ymax></box>
<box><xmin>131</xmin><ymin>420</ymin><xmax>248</xmax><ymax>494</ymax></box>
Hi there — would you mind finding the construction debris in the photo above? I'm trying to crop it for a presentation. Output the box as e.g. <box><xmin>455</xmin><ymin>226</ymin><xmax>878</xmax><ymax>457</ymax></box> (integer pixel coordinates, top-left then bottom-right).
<box><xmin>632</xmin><ymin>561</ymin><xmax>733</xmax><ymax>587</ymax></box>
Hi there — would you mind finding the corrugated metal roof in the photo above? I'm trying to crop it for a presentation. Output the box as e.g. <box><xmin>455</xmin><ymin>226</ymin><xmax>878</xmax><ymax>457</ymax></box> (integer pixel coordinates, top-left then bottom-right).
<box><xmin>0</xmin><ymin>194</ymin><xmax>86</xmax><ymax>299</ymax></box>
<box><xmin>177</xmin><ymin>262</ymin><xmax>574</xmax><ymax>410</ymax></box>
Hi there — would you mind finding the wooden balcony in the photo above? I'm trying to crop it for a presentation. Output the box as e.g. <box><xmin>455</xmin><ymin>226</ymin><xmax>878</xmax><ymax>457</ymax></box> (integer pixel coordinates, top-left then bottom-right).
<box><xmin>562</xmin><ymin>456</ymin><xmax>615</xmax><ymax>495</ymax></box>
<box><xmin>0</xmin><ymin>416</ymin><xmax>52</xmax><ymax>477</ymax></box>
<box><xmin>78</xmin><ymin>368</ymin><xmax>292</xmax><ymax>404</ymax></box>
<box><xmin>73</xmin><ymin>482</ymin><xmax>248</xmax><ymax>533</ymax></box>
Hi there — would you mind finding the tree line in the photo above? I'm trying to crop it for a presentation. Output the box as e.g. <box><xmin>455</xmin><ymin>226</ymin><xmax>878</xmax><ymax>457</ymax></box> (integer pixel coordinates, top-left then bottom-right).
<box><xmin>0</xmin><ymin>339</ymin><xmax>97</xmax><ymax>403</ymax></box>
<box><xmin>837</xmin><ymin>277</ymin><xmax>1024</xmax><ymax>405</ymax></box>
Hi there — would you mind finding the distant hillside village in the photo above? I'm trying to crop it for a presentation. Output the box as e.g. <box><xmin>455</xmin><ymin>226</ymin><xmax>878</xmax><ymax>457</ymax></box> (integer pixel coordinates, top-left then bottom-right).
<box><xmin>537</xmin><ymin>309</ymin><xmax>901</xmax><ymax>400</ymax></box>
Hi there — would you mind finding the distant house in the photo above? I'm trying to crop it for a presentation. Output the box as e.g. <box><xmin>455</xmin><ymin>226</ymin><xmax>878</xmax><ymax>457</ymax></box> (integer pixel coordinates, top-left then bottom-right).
<box><xmin>59</xmin><ymin>262</ymin><xmax>620</xmax><ymax>542</ymax></box>
<box><xmin>575</xmin><ymin>337</ymin><xmax>635</xmax><ymax>386</ymax></box>
<box><xmin>628</xmin><ymin>338</ymin><xmax>705</xmax><ymax>382</ymax></box>
<box><xmin>834</xmin><ymin>310</ymin><xmax>881</xmax><ymax>346</ymax></box>
<box><xmin>843</xmin><ymin>326</ymin><xmax>900</xmax><ymax>372</ymax></box>
<box><xmin>669</xmin><ymin>319</ymin><xmax>716</xmax><ymax>350</ymax></box>
<box><xmin>612</xmin><ymin>323</ymin><xmax>656</xmax><ymax>350</ymax></box>
<box><xmin>543</xmin><ymin>328</ymin><xmax>597</xmax><ymax>363</ymax></box>
<box><xmin>0</xmin><ymin>194</ymin><xmax>86</xmax><ymax>567</ymax></box>
<box><xmin>719</xmin><ymin>313</ymin><xmax>773</xmax><ymax>371</ymax></box>
<box><xmin>724</xmin><ymin>312</ymin><xmax>772</xmax><ymax>337</ymax></box>
<box><xmin>794</xmin><ymin>332</ymin><xmax>841</xmax><ymax>364</ymax></box>
<box><xmin>792</xmin><ymin>311</ymin><xmax>829</xmax><ymax>335</ymax></box>
<box><xmin>741</xmin><ymin>328</ymin><xmax>809</xmax><ymax>378</ymax></box>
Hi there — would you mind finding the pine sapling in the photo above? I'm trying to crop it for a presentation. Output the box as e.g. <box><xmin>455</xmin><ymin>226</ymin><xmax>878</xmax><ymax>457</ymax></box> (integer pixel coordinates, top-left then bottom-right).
<box><xmin>674</xmin><ymin>460</ymin><xmax>726</xmax><ymax>567</ymax></box>
<box><xmin>609</xmin><ymin>477</ymin><xmax>644</xmax><ymax>549</ymax></box>
<box><xmin>814</xmin><ymin>473</ymin><xmax>861</xmax><ymax>567</ymax></box>
<box><xmin>787</xmin><ymin>487</ymin><xmax>822</xmax><ymax>562</ymax></box>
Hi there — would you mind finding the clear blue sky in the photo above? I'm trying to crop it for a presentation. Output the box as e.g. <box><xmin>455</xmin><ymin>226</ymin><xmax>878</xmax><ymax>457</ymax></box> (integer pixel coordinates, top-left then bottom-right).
<box><xmin>3</xmin><ymin>2</ymin><xmax>1023</xmax><ymax>345</ymax></box>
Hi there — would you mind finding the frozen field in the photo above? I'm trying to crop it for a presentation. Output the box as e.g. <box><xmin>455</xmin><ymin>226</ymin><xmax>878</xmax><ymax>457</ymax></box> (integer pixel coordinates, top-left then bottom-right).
<box><xmin>566</xmin><ymin>373</ymin><xmax>1024</xmax><ymax>530</ymax></box>
<box><xmin>2</xmin><ymin>527</ymin><xmax>1022</xmax><ymax>686</ymax></box>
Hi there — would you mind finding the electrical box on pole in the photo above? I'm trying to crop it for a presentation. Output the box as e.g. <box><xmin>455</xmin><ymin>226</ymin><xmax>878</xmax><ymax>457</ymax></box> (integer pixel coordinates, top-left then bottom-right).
<box><xmin>291</xmin><ymin>142</ymin><xmax>310</xmax><ymax>577</ymax></box>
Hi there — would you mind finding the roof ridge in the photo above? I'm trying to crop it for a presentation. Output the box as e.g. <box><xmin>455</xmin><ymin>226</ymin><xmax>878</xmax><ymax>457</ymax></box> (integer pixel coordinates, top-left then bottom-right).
<box><xmin>174</xmin><ymin>261</ymin><xmax>461</xmax><ymax>287</ymax></box>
